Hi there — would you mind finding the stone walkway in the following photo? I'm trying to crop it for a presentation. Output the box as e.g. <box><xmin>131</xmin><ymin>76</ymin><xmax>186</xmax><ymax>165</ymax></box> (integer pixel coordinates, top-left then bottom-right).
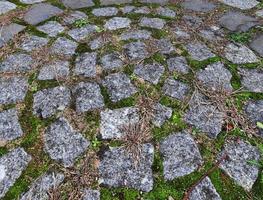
<box><xmin>0</xmin><ymin>0</ymin><xmax>263</xmax><ymax>199</ymax></box>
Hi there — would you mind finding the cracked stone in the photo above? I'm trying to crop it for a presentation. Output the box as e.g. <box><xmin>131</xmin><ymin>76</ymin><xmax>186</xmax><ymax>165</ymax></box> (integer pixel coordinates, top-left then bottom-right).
<box><xmin>239</xmin><ymin>68</ymin><xmax>263</xmax><ymax>93</ymax></box>
<box><xmin>19</xmin><ymin>35</ymin><xmax>49</xmax><ymax>52</ymax></box>
<box><xmin>104</xmin><ymin>17</ymin><xmax>131</xmax><ymax>30</ymax></box>
<box><xmin>218</xmin><ymin>0</ymin><xmax>259</xmax><ymax>10</ymax></box>
<box><xmin>92</xmin><ymin>7</ymin><xmax>118</xmax><ymax>16</ymax></box>
<box><xmin>0</xmin><ymin>1</ymin><xmax>16</xmax><ymax>15</ymax></box>
<box><xmin>120</xmin><ymin>29</ymin><xmax>151</xmax><ymax>41</ymax></box>
<box><xmin>68</xmin><ymin>25</ymin><xmax>98</xmax><ymax>42</ymax></box>
<box><xmin>0</xmin><ymin>23</ymin><xmax>25</xmax><ymax>48</ymax></box>
<box><xmin>61</xmin><ymin>0</ymin><xmax>94</xmax><ymax>9</ymax></box>
<box><xmin>100</xmin><ymin>52</ymin><xmax>123</xmax><ymax>71</ymax></box>
<box><xmin>123</xmin><ymin>41</ymin><xmax>149</xmax><ymax>61</ymax></box>
<box><xmin>51</xmin><ymin>37</ymin><xmax>77</xmax><ymax>56</ymax></box>
<box><xmin>152</xmin><ymin>103</ymin><xmax>172</xmax><ymax>127</ymax></box>
<box><xmin>249</xmin><ymin>34</ymin><xmax>263</xmax><ymax>57</ymax></box>
<box><xmin>167</xmin><ymin>56</ymin><xmax>190</xmax><ymax>74</ymax></box>
<box><xmin>139</xmin><ymin>17</ymin><xmax>166</xmax><ymax>29</ymax></box>
<box><xmin>185</xmin><ymin>42</ymin><xmax>215</xmax><ymax>61</ymax></box>
<box><xmin>182</xmin><ymin>0</ymin><xmax>217</xmax><ymax>12</ymax></box>
<box><xmin>74</xmin><ymin>52</ymin><xmax>97</xmax><ymax>78</ymax></box>
<box><xmin>37</xmin><ymin>21</ymin><xmax>65</xmax><ymax>37</ymax></box>
<box><xmin>83</xmin><ymin>189</ymin><xmax>100</xmax><ymax>200</ymax></box>
<box><xmin>156</xmin><ymin>7</ymin><xmax>176</xmax><ymax>18</ymax></box>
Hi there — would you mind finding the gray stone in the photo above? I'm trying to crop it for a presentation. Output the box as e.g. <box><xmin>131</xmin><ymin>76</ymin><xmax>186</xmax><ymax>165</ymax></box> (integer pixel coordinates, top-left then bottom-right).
<box><xmin>0</xmin><ymin>109</ymin><xmax>23</xmax><ymax>141</ymax></box>
<box><xmin>20</xmin><ymin>0</ymin><xmax>45</xmax><ymax>4</ymax></box>
<box><xmin>0</xmin><ymin>76</ymin><xmax>28</xmax><ymax>105</ymax></box>
<box><xmin>219</xmin><ymin>11</ymin><xmax>259</xmax><ymax>32</ymax></box>
<box><xmin>171</xmin><ymin>27</ymin><xmax>191</xmax><ymax>40</ymax></box>
<box><xmin>123</xmin><ymin>41</ymin><xmax>149</xmax><ymax>61</ymax></box>
<box><xmin>155</xmin><ymin>38</ymin><xmax>175</xmax><ymax>54</ymax></box>
<box><xmin>100</xmin><ymin>0</ymin><xmax>132</xmax><ymax>5</ymax></box>
<box><xmin>134</xmin><ymin>63</ymin><xmax>165</xmax><ymax>85</ymax></box>
<box><xmin>100</xmin><ymin>52</ymin><xmax>123</xmax><ymax>71</ymax></box>
<box><xmin>83</xmin><ymin>189</ymin><xmax>100</xmax><ymax>200</ymax></box>
<box><xmin>100</xmin><ymin>107</ymin><xmax>139</xmax><ymax>139</ymax></box>
<box><xmin>33</xmin><ymin>86</ymin><xmax>71</xmax><ymax>118</ymax></box>
<box><xmin>249</xmin><ymin>35</ymin><xmax>263</xmax><ymax>57</ymax></box>
<box><xmin>139</xmin><ymin>17</ymin><xmax>166</xmax><ymax>30</ymax></box>
<box><xmin>160</xmin><ymin>132</ymin><xmax>203</xmax><ymax>180</ymax></box>
<box><xmin>74</xmin><ymin>52</ymin><xmax>97</xmax><ymax>78</ymax></box>
<box><xmin>256</xmin><ymin>9</ymin><xmax>263</xmax><ymax>18</ymax></box>
<box><xmin>0</xmin><ymin>148</ymin><xmax>31</xmax><ymax>199</ymax></box>
<box><xmin>162</xmin><ymin>78</ymin><xmax>190</xmax><ymax>101</ymax></box>
<box><xmin>19</xmin><ymin>35</ymin><xmax>49</xmax><ymax>52</ymax></box>
<box><xmin>189</xmin><ymin>177</ymin><xmax>221</xmax><ymax>200</ymax></box>
<box><xmin>89</xmin><ymin>36</ymin><xmax>110</xmax><ymax>50</ymax></box>
<box><xmin>51</xmin><ymin>37</ymin><xmax>77</xmax><ymax>56</ymax></box>
<box><xmin>44</xmin><ymin>118</ymin><xmax>90</xmax><ymax>167</ymax></box>
<box><xmin>68</xmin><ymin>25</ymin><xmax>98</xmax><ymax>42</ymax></box>
<box><xmin>182</xmin><ymin>15</ymin><xmax>203</xmax><ymax>29</ymax></box>
<box><xmin>120</xmin><ymin>5</ymin><xmax>135</xmax><ymax>14</ymax></box>
<box><xmin>182</xmin><ymin>0</ymin><xmax>217</xmax><ymax>12</ymax></box>
<box><xmin>61</xmin><ymin>0</ymin><xmax>94</xmax><ymax>9</ymax></box>
<box><xmin>73</xmin><ymin>82</ymin><xmax>104</xmax><ymax>113</ymax></box>
<box><xmin>218</xmin><ymin>0</ymin><xmax>259</xmax><ymax>10</ymax></box>
<box><xmin>196</xmin><ymin>62</ymin><xmax>233</xmax><ymax>92</ymax></box>
<box><xmin>239</xmin><ymin>68</ymin><xmax>263</xmax><ymax>93</ymax></box>
<box><xmin>218</xmin><ymin>139</ymin><xmax>260</xmax><ymax>190</ymax></box>
<box><xmin>102</xmin><ymin>73</ymin><xmax>137</xmax><ymax>102</ymax></box>
<box><xmin>104</xmin><ymin>17</ymin><xmax>131</xmax><ymax>30</ymax></box>
<box><xmin>92</xmin><ymin>7</ymin><xmax>118</xmax><ymax>16</ymax></box>
<box><xmin>185</xmin><ymin>42</ymin><xmax>215</xmax><ymax>61</ymax></box>
<box><xmin>24</xmin><ymin>3</ymin><xmax>63</xmax><ymax>25</ymax></box>
<box><xmin>199</xmin><ymin>26</ymin><xmax>224</xmax><ymax>42</ymax></box>
<box><xmin>156</xmin><ymin>7</ymin><xmax>176</xmax><ymax>18</ymax></box>
<box><xmin>37</xmin><ymin>61</ymin><xmax>70</xmax><ymax>80</ymax></box>
<box><xmin>133</xmin><ymin>6</ymin><xmax>151</xmax><ymax>14</ymax></box>
<box><xmin>224</xmin><ymin>43</ymin><xmax>259</xmax><ymax>64</ymax></box>
<box><xmin>99</xmin><ymin>143</ymin><xmax>154</xmax><ymax>192</ymax></box>
<box><xmin>63</xmin><ymin>11</ymin><xmax>88</xmax><ymax>25</ymax></box>
<box><xmin>0</xmin><ymin>1</ymin><xmax>16</xmax><ymax>15</ymax></box>
<box><xmin>167</xmin><ymin>56</ymin><xmax>190</xmax><ymax>74</ymax></box>
<box><xmin>120</xmin><ymin>30</ymin><xmax>151</xmax><ymax>41</ymax></box>
<box><xmin>0</xmin><ymin>53</ymin><xmax>33</xmax><ymax>73</ymax></box>
<box><xmin>139</xmin><ymin>0</ymin><xmax>169</xmax><ymax>4</ymax></box>
<box><xmin>20</xmin><ymin>173</ymin><xmax>64</xmax><ymax>200</ymax></box>
<box><xmin>37</xmin><ymin>21</ymin><xmax>65</xmax><ymax>37</ymax></box>
<box><xmin>152</xmin><ymin>103</ymin><xmax>172</xmax><ymax>127</ymax></box>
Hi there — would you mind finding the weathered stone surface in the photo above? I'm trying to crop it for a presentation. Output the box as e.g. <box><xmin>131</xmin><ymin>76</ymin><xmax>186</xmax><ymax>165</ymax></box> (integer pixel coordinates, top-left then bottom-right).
<box><xmin>171</xmin><ymin>27</ymin><xmax>191</xmax><ymax>40</ymax></box>
<box><xmin>182</xmin><ymin>0</ymin><xmax>217</xmax><ymax>12</ymax></box>
<box><xmin>44</xmin><ymin>118</ymin><xmax>89</xmax><ymax>167</ymax></box>
<box><xmin>199</xmin><ymin>26</ymin><xmax>224</xmax><ymax>42</ymax></box>
<box><xmin>167</xmin><ymin>56</ymin><xmax>190</xmax><ymax>74</ymax></box>
<box><xmin>100</xmin><ymin>107</ymin><xmax>139</xmax><ymax>139</ymax></box>
<box><xmin>0</xmin><ymin>77</ymin><xmax>28</xmax><ymax>105</ymax></box>
<box><xmin>218</xmin><ymin>139</ymin><xmax>260</xmax><ymax>190</ymax></box>
<box><xmin>33</xmin><ymin>86</ymin><xmax>71</xmax><ymax>118</ymax></box>
<box><xmin>51</xmin><ymin>37</ymin><xmax>77</xmax><ymax>56</ymax></box>
<box><xmin>218</xmin><ymin>0</ymin><xmax>259</xmax><ymax>10</ymax></box>
<box><xmin>0</xmin><ymin>53</ymin><xmax>33</xmax><ymax>73</ymax></box>
<box><xmin>182</xmin><ymin>15</ymin><xmax>203</xmax><ymax>29</ymax></box>
<box><xmin>139</xmin><ymin>17</ymin><xmax>166</xmax><ymax>29</ymax></box>
<box><xmin>20</xmin><ymin>173</ymin><xmax>64</xmax><ymax>200</ymax></box>
<box><xmin>20</xmin><ymin>0</ymin><xmax>45</xmax><ymax>4</ymax></box>
<box><xmin>74</xmin><ymin>52</ymin><xmax>97</xmax><ymax>77</ymax></box>
<box><xmin>62</xmin><ymin>0</ymin><xmax>94</xmax><ymax>9</ymax></box>
<box><xmin>19</xmin><ymin>35</ymin><xmax>49</xmax><ymax>52</ymax></box>
<box><xmin>185</xmin><ymin>42</ymin><xmax>215</xmax><ymax>61</ymax></box>
<box><xmin>99</xmin><ymin>143</ymin><xmax>154</xmax><ymax>192</ymax></box>
<box><xmin>160</xmin><ymin>132</ymin><xmax>203</xmax><ymax>180</ymax></box>
<box><xmin>133</xmin><ymin>6</ymin><xmax>151</xmax><ymax>14</ymax></box>
<box><xmin>0</xmin><ymin>109</ymin><xmax>23</xmax><ymax>141</ymax></box>
<box><xmin>162</xmin><ymin>78</ymin><xmax>190</xmax><ymax>101</ymax></box>
<box><xmin>100</xmin><ymin>0</ymin><xmax>132</xmax><ymax>5</ymax></box>
<box><xmin>0</xmin><ymin>1</ymin><xmax>16</xmax><ymax>15</ymax></box>
<box><xmin>0</xmin><ymin>23</ymin><xmax>25</xmax><ymax>48</ymax></box>
<box><xmin>219</xmin><ymin>11</ymin><xmax>259</xmax><ymax>32</ymax></box>
<box><xmin>196</xmin><ymin>62</ymin><xmax>233</xmax><ymax>92</ymax></box>
<box><xmin>24</xmin><ymin>3</ymin><xmax>63</xmax><ymax>25</ymax></box>
<box><xmin>152</xmin><ymin>103</ymin><xmax>172</xmax><ymax>127</ymax></box>
<box><xmin>83</xmin><ymin>189</ymin><xmax>100</xmax><ymax>200</ymax></box>
<box><xmin>38</xmin><ymin>61</ymin><xmax>70</xmax><ymax>80</ymax></box>
<box><xmin>156</xmin><ymin>7</ymin><xmax>176</xmax><ymax>18</ymax></box>
<box><xmin>102</xmin><ymin>73</ymin><xmax>137</xmax><ymax>102</ymax></box>
<box><xmin>0</xmin><ymin>148</ymin><xmax>31</xmax><ymax>199</ymax></box>
<box><xmin>139</xmin><ymin>0</ymin><xmax>169</xmax><ymax>4</ymax></box>
<box><xmin>120</xmin><ymin>5</ymin><xmax>135</xmax><ymax>14</ymax></box>
<box><xmin>123</xmin><ymin>41</ymin><xmax>149</xmax><ymax>61</ymax></box>
<box><xmin>100</xmin><ymin>52</ymin><xmax>123</xmax><ymax>71</ymax></box>
<box><xmin>189</xmin><ymin>177</ymin><xmax>221</xmax><ymax>200</ymax></box>
<box><xmin>63</xmin><ymin>11</ymin><xmax>88</xmax><ymax>25</ymax></box>
<box><xmin>92</xmin><ymin>7</ymin><xmax>118</xmax><ymax>16</ymax></box>
<box><xmin>239</xmin><ymin>68</ymin><xmax>263</xmax><ymax>93</ymax></box>
<box><xmin>68</xmin><ymin>25</ymin><xmax>98</xmax><ymax>42</ymax></box>
<box><xmin>73</xmin><ymin>82</ymin><xmax>104</xmax><ymax>113</ymax></box>
<box><xmin>155</xmin><ymin>38</ymin><xmax>175</xmax><ymax>54</ymax></box>
<box><xmin>37</xmin><ymin>21</ymin><xmax>65</xmax><ymax>37</ymax></box>
<box><xmin>249</xmin><ymin>34</ymin><xmax>263</xmax><ymax>57</ymax></box>
<box><xmin>89</xmin><ymin>36</ymin><xmax>110</xmax><ymax>50</ymax></box>
<box><xmin>104</xmin><ymin>17</ymin><xmax>131</xmax><ymax>30</ymax></box>
<box><xmin>224</xmin><ymin>43</ymin><xmax>259</xmax><ymax>64</ymax></box>
<box><xmin>134</xmin><ymin>63</ymin><xmax>165</xmax><ymax>85</ymax></box>
<box><xmin>120</xmin><ymin>29</ymin><xmax>151</xmax><ymax>41</ymax></box>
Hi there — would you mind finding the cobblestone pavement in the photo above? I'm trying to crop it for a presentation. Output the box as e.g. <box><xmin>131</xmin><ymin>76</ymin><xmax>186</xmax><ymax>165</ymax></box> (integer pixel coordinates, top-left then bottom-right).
<box><xmin>0</xmin><ymin>0</ymin><xmax>263</xmax><ymax>199</ymax></box>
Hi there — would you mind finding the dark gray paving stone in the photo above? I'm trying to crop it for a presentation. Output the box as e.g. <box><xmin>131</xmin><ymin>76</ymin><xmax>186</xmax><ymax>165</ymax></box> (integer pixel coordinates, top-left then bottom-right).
<box><xmin>51</xmin><ymin>37</ymin><xmax>77</xmax><ymax>56</ymax></box>
<box><xmin>62</xmin><ymin>0</ymin><xmax>94</xmax><ymax>9</ymax></box>
<box><xmin>73</xmin><ymin>82</ymin><xmax>104</xmax><ymax>113</ymax></box>
<box><xmin>160</xmin><ymin>132</ymin><xmax>203</xmax><ymax>180</ymax></box>
<box><xmin>239</xmin><ymin>68</ymin><xmax>263</xmax><ymax>93</ymax></box>
<box><xmin>68</xmin><ymin>25</ymin><xmax>98</xmax><ymax>42</ymax></box>
<box><xmin>100</xmin><ymin>0</ymin><xmax>132</xmax><ymax>5</ymax></box>
<box><xmin>138</xmin><ymin>0</ymin><xmax>169</xmax><ymax>4</ymax></box>
<box><xmin>0</xmin><ymin>1</ymin><xmax>16</xmax><ymax>15</ymax></box>
<box><xmin>0</xmin><ymin>53</ymin><xmax>33</xmax><ymax>73</ymax></box>
<box><xmin>120</xmin><ymin>30</ymin><xmax>152</xmax><ymax>41</ymax></box>
<box><xmin>44</xmin><ymin>118</ymin><xmax>90</xmax><ymax>167</ymax></box>
<box><xmin>152</xmin><ymin>103</ymin><xmax>172</xmax><ymax>127</ymax></box>
<box><xmin>24</xmin><ymin>3</ymin><xmax>63</xmax><ymax>25</ymax></box>
<box><xmin>99</xmin><ymin>143</ymin><xmax>154</xmax><ymax>192</ymax></box>
<box><xmin>19</xmin><ymin>35</ymin><xmax>49</xmax><ymax>52</ymax></box>
<box><xmin>102</xmin><ymin>73</ymin><xmax>137</xmax><ymax>102</ymax></box>
<box><xmin>0</xmin><ymin>148</ymin><xmax>31</xmax><ymax>199</ymax></box>
<box><xmin>38</xmin><ymin>60</ymin><xmax>70</xmax><ymax>80</ymax></box>
<box><xmin>162</xmin><ymin>78</ymin><xmax>190</xmax><ymax>101</ymax></box>
<box><xmin>189</xmin><ymin>177</ymin><xmax>222</xmax><ymax>200</ymax></box>
<box><xmin>155</xmin><ymin>38</ymin><xmax>175</xmax><ymax>55</ymax></box>
<box><xmin>0</xmin><ymin>76</ymin><xmax>28</xmax><ymax>105</ymax></box>
<box><xmin>89</xmin><ymin>36</ymin><xmax>110</xmax><ymax>50</ymax></box>
<box><xmin>224</xmin><ymin>43</ymin><xmax>259</xmax><ymax>64</ymax></box>
<box><xmin>182</xmin><ymin>0</ymin><xmax>217</xmax><ymax>12</ymax></box>
<box><xmin>218</xmin><ymin>0</ymin><xmax>259</xmax><ymax>10</ymax></box>
<box><xmin>218</xmin><ymin>139</ymin><xmax>260</xmax><ymax>190</ymax></box>
<box><xmin>92</xmin><ymin>7</ymin><xmax>118</xmax><ymax>16</ymax></box>
<box><xmin>83</xmin><ymin>189</ymin><xmax>100</xmax><ymax>200</ymax></box>
<box><xmin>63</xmin><ymin>11</ymin><xmax>88</xmax><ymax>25</ymax></box>
<box><xmin>74</xmin><ymin>52</ymin><xmax>97</xmax><ymax>78</ymax></box>
<box><xmin>167</xmin><ymin>56</ymin><xmax>190</xmax><ymax>74</ymax></box>
<box><xmin>249</xmin><ymin>34</ymin><xmax>263</xmax><ymax>57</ymax></box>
<box><xmin>156</xmin><ymin>7</ymin><xmax>176</xmax><ymax>18</ymax></box>
<box><xmin>104</xmin><ymin>17</ymin><xmax>131</xmax><ymax>30</ymax></box>
<box><xmin>100</xmin><ymin>52</ymin><xmax>123</xmax><ymax>71</ymax></box>
<box><xmin>196</xmin><ymin>62</ymin><xmax>233</xmax><ymax>92</ymax></box>
<box><xmin>198</xmin><ymin>26</ymin><xmax>224</xmax><ymax>42</ymax></box>
<box><xmin>219</xmin><ymin>11</ymin><xmax>259</xmax><ymax>32</ymax></box>
<box><xmin>185</xmin><ymin>42</ymin><xmax>215</xmax><ymax>61</ymax></box>
<box><xmin>37</xmin><ymin>21</ymin><xmax>65</xmax><ymax>37</ymax></box>
<box><xmin>123</xmin><ymin>41</ymin><xmax>149</xmax><ymax>61</ymax></box>
<box><xmin>33</xmin><ymin>86</ymin><xmax>71</xmax><ymax>118</ymax></box>
<box><xmin>20</xmin><ymin>0</ymin><xmax>45</xmax><ymax>4</ymax></box>
<box><xmin>20</xmin><ymin>172</ymin><xmax>64</xmax><ymax>200</ymax></box>
<box><xmin>134</xmin><ymin>63</ymin><xmax>165</xmax><ymax>85</ymax></box>
<box><xmin>139</xmin><ymin>17</ymin><xmax>166</xmax><ymax>30</ymax></box>
<box><xmin>100</xmin><ymin>107</ymin><xmax>139</xmax><ymax>139</ymax></box>
<box><xmin>0</xmin><ymin>109</ymin><xmax>23</xmax><ymax>141</ymax></box>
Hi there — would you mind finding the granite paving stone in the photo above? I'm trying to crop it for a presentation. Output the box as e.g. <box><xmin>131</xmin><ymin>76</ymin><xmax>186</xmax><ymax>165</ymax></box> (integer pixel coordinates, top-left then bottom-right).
<box><xmin>185</xmin><ymin>42</ymin><xmax>215</xmax><ymax>61</ymax></box>
<box><xmin>61</xmin><ymin>0</ymin><xmax>94</xmax><ymax>9</ymax></box>
<box><xmin>100</xmin><ymin>52</ymin><xmax>123</xmax><ymax>71</ymax></box>
<box><xmin>167</xmin><ymin>56</ymin><xmax>190</xmax><ymax>74</ymax></box>
<box><xmin>37</xmin><ymin>21</ymin><xmax>65</xmax><ymax>37</ymax></box>
<box><xmin>0</xmin><ymin>1</ymin><xmax>16</xmax><ymax>15</ymax></box>
<box><xmin>104</xmin><ymin>17</ymin><xmax>131</xmax><ymax>30</ymax></box>
<box><xmin>74</xmin><ymin>52</ymin><xmax>97</xmax><ymax>77</ymax></box>
<box><xmin>51</xmin><ymin>37</ymin><xmax>77</xmax><ymax>56</ymax></box>
<box><xmin>19</xmin><ymin>35</ymin><xmax>49</xmax><ymax>52</ymax></box>
<box><xmin>239</xmin><ymin>68</ymin><xmax>263</xmax><ymax>93</ymax></box>
<box><xmin>139</xmin><ymin>17</ymin><xmax>166</xmax><ymax>30</ymax></box>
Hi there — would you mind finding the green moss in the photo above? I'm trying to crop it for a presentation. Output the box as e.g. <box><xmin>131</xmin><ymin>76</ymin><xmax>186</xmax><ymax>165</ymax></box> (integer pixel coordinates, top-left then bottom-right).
<box><xmin>228</xmin><ymin>32</ymin><xmax>252</xmax><ymax>44</ymax></box>
<box><xmin>0</xmin><ymin>147</ymin><xmax>8</xmax><ymax>157</ymax></box>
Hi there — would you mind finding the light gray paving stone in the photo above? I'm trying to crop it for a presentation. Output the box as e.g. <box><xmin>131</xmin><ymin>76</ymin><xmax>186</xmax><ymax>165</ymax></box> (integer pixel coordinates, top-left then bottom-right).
<box><xmin>123</xmin><ymin>41</ymin><xmax>149</xmax><ymax>61</ymax></box>
<box><xmin>249</xmin><ymin>34</ymin><xmax>263</xmax><ymax>57</ymax></box>
<box><xmin>61</xmin><ymin>0</ymin><xmax>94</xmax><ymax>9</ymax></box>
<box><xmin>63</xmin><ymin>11</ymin><xmax>88</xmax><ymax>25</ymax></box>
<box><xmin>104</xmin><ymin>17</ymin><xmax>131</xmax><ymax>30</ymax></box>
<box><xmin>0</xmin><ymin>109</ymin><xmax>23</xmax><ymax>141</ymax></box>
<box><xmin>139</xmin><ymin>17</ymin><xmax>166</xmax><ymax>30</ymax></box>
<box><xmin>133</xmin><ymin>6</ymin><xmax>151</xmax><ymax>14</ymax></box>
<box><xmin>100</xmin><ymin>0</ymin><xmax>132</xmax><ymax>5</ymax></box>
<box><xmin>102</xmin><ymin>73</ymin><xmax>137</xmax><ymax>102</ymax></box>
<box><xmin>156</xmin><ymin>7</ymin><xmax>176</xmax><ymax>18</ymax></box>
<box><xmin>199</xmin><ymin>26</ymin><xmax>224</xmax><ymax>42</ymax></box>
<box><xmin>100</xmin><ymin>52</ymin><xmax>123</xmax><ymax>71</ymax></box>
<box><xmin>74</xmin><ymin>52</ymin><xmax>97</xmax><ymax>78</ymax></box>
<box><xmin>152</xmin><ymin>103</ymin><xmax>172</xmax><ymax>127</ymax></box>
<box><xmin>92</xmin><ymin>7</ymin><xmax>118</xmax><ymax>16</ymax></box>
<box><xmin>0</xmin><ymin>1</ymin><xmax>16</xmax><ymax>15</ymax></box>
<box><xmin>167</xmin><ymin>56</ymin><xmax>190</xmax><ymax>74</ymax></box>
<box><xmin>181</xmin><ymin>0</ymin><xmax>217</xmax><ymax>12</ymax></box>
<box><xmin>20</xmin><ymin>0</ymin><xmax>45</xmax><ymax>4</ymax></box>
<box><xmin>20</xmin><ymin>172</ymin><xmax>64</xmax><ymax>200</ymax></box>
<box><xmin>83</xmin><ymin>189</ymin><xmax>100</xmax><ymax>200</ymax></box>
<box><xmin>160</xmin><ymin>132</ymin><xmax>203</xmax><ymax>180</ymax></box>
<box><xmin>155</xmin><ymin>38</ymin><xmax>175</xmax><ymax>54</ymax></box>
<box><xmin>0</xmin><ymin>148</ymin><xmax>32</xmax><ymax>199</ymax></box>
<box><xmin>68</xmin><ymin>25</ymin><xmax>98</xmax><ymax>42</ymax></box>
<box><xmin>73</xmin><ymin>82</ymin><xmax>104</xmax><ymax>113</ymax></box>
<box><xmin>33</xmin><ymin>86</ymin><xmax>71</xmax><ymax>118</ymax></box>
<box><xmin>138</xmin><ymin>0</ymin><xmax>169</xmax><ymax>4</ymax></box>
<box><xmin>171</xmin><ymin>27</ymin><xmax>191</xmax><ymax>40</ymax></box>
<box><xmin>100</xmin><ymin>107</ymin><xmax>139</xmax><ymax>139</ymax></box>
<box><xmin>99</xmin><ymin>143</ymin><xmax>154</xmax><ymax>192</ymax></box>
<box><xmin>239</xmin><ymin>68</ymin><xmax>263</xmax><ymax>93</ymax></box>
<box><xmin>182</xmin><ymin>15</ymin><xmax>203</xmax><ymax>29</ymax></box>
<box><xmin>37</xmin><ymin>21</ymin><xmax>65</xmax><ymax>37</ymax></box>
<box><xmin>218</xmin><ymin>139</ymin><xmax>260</xmax><ymax>190</ymax></box>
<box><xmin>51</xmin><ymin>37</ymin><xmax>77</xmax><ymax>56</ymax></box>
<box><xmin>44</xmin><ymin>118</ymin><xmax>90</xmax><ymax>167</ymax></box>
<box><xmin>0</xmin><ymin>76</ymin><xmax>28</xmax><ymax>105</ymax></box>
<box><xmin>19</xmin><ymin>35</ymin><xmax>49</xmax><ymax>52</ymax></box>
<box><xmin>218</xmin><ymin>0</ymin><xmax>259</xmax><ymax>10</ymax></box>
<box><xmin>120</xmin><ymin>5</ymin><xmax>135</xmax><ymax>14</ymax></box>
<box><xmin>120</xmin><ymin>29</ymin><xmax>152</xmax><ymax>41</ymax></box>
<box><xmin>89</xmin><ymin>36</ymin><xmax>110</xmax><ymax>50</ymax></box>
<box><xmin>185</xmin><ymin>42</ymin><xmax>215</xmax><ymax>61</ymax></box>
